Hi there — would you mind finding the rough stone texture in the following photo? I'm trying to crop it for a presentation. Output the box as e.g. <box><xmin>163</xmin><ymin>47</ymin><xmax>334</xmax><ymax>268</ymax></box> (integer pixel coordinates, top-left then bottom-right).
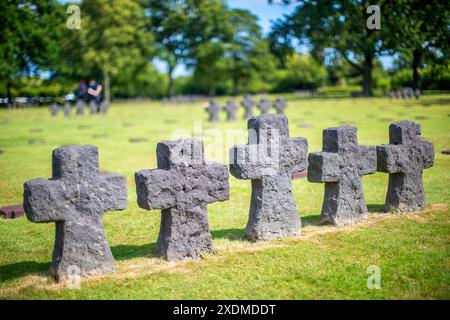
<box><xmin>377</xmin><ymin>121</ymin><xmax>434</xmax><ymax>212</ymax></box>
<box><xmin>76</xmin><ymin>99</ymin><xmax>85</xmax><ymax>116</ymax></box>
<box><xmin>50</xmin><ymin>103</ymin><xmax>59</xmax><ymax>117</ymax></box>
<box><xmin>241</xmin><ymin>95</ymin><xmax>256</xmax><ymax>119</ymax></box>
<box><xmin>258</xmin><ymin>98</ymin><xmax>272</xmax><ymax>115</ymax></box>
<box><xmin>206</xmin><ymin>99</ymin><xmax>220</xmax><ymax>122</ymax></box>
<box><xmin>135</xmin><ymin>139</ymin><xmax>229</xmax><ymax>261</ymax></box>
<box><xmin>64</xmin><ymin>103</ymin><xmax>71</xmax><ymax>118</ymax></box>
<box><xmin>89</xmin><ymin>100</ymin><xmax>97</xmax><ymax>115</ymax></box>
<box><xmin>308</xmin><ymin>126</ymin><xmax>376</xmax><ymax>226</ymax></box>
<box><xmin>230</xmin><ymin>114</ymin><xmax>307</xmax><ymax>241</ymax></box>
<box><xmin>223</xmin><ymin>99</ymin><xmax>238</xmax><ymax>121</ymax></box>
<box><xmin>23</xmin><ymin>145</ymin><xmax>127</xmax><ymax>281</ymax></box>
<box><xmin>274</xmin><ymin>97</ymin><xmax>287</xmax><ymax>114</ymax></box>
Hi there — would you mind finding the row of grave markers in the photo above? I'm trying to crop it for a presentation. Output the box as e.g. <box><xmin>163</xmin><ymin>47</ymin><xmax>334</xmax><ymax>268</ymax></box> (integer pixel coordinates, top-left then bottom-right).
<box><xmin>23</xmin><ymin>114</ymin><xmax>434</xmax><ymax>281</ymax></box>
<box><xmin>207</xmin><ymin>96</ymin><xmax>287</xmax><ymax>122</ymax></box>
<box><xmin>50</xmin><ymin>99</ymin><xmax>109</xmax><ymax>117</ymax></box>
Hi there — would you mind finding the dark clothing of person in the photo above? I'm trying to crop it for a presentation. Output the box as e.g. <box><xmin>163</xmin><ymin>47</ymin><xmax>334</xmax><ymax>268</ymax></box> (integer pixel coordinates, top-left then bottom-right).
<box><xmin>77</xmin><ymin>82</ymin><xmax>87</xmax><ymax>101</ymax></box>
<box><xmin>87</xmin><ymin>82</ymin><xmax>102</xmax><ymax>112</ymax></box>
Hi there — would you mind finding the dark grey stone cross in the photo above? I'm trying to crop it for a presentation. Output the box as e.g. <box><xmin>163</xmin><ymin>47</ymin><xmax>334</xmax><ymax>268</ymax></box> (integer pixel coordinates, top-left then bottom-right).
<box><xmin>274</xmin><ymin>97</ymin><xmax>287</xmax><ymax>114</ymax></box>
<box><xmin>230</xmin><ymin>115</ymin><xmax>308</xmax><ymax>241</ymax></box>
<box><xmin>23</xmin><ymin>145</ymin><xmax>127</xmax><ymax>281</ymax></box>
<box><xmin>135</xmin><ymin>139</ymin><xmax>229</xmax><ymax>261</ymax></box>
<box><xmin>206</xmin><ymin>99</ymin><xmax>220</xmax><ymax>122</ymax></box>
<box><xmin>223</xmin><ymin>99</ymin><xmax>238</xmax><ymax>121</ymax></box>
<box><xmin>258</xmin><ymin>98</ymin><xmax>272</xmax><ymax>115</ymax></box>
<box><xmin>377</xmin><ymin>121</ymin><xmax>434</xmax><ymax>212</ymax></box>
<box><xmin>308</xmin><ymin>126</ymin><xmax>376</xmax><ymax>226</ymax></box>
<box><xmin>241</xmin><ymin>95</ymin><xmax>256</xmax><ymax>119</ymax></box>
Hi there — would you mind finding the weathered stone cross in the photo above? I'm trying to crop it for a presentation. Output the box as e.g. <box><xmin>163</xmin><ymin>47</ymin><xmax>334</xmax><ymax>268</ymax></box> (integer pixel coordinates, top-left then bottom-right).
<box><xmin>76</xmin><ymin>99</ymin><xmax>84</xmax><ymax>116</ymax></box>
<box><xmin>274</xmin><ymin>97</ymin><xmax>287</xmax><ymax>114</ymax></box>
<box><xmin>223</xmin><ymin>99</ymin><xmax>238</xmax><ymax>121</ymax></box>
<box><xmin>206</xmin><ymin>99</ymin><xmax>220</xmax><ymax>122</ymax></box>
<box><xmin>241</xmin><ymin>95</ymin><xmax>256</xmax><ymax>119</ymax></box>
<box><xmin>135</xmin><ymin>139</ymin><xmax>229</xmax><ymax>261</ymax></box>
<box><xmin>258</xmin><ymin>98</ymin><xmax>272</xmax><ymax>115</ymax></box>
<box><xmin>230</xmin><ymin>115</ymin><xmax>308</xmax><ymax>241</ymax></box>
<box><xmin>23</xmin><ymin>145</ymin><xmax>127</xmax><ymax>280</ymax></box>
<box><xmin>307</xmin><ymin>126</ymin><xmax>376</xmax><ymax>225</ymax></box>
<box><xmin>377</xmin><ymin>121</ymin><xmax>434</xmax><ymax>212</ymax></box>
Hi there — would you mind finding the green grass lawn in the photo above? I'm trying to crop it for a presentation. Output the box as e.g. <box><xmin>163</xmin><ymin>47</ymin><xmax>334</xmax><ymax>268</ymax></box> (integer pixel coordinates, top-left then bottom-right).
<box><xmin>0</xmin><ymin>94</ymin><xmax>449</xmax><ymax>299</ymax></box>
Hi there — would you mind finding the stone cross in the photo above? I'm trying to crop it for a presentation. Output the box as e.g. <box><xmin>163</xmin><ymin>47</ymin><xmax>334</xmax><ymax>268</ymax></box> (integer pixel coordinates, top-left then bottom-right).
<box><xmin>64</xmin><ymin>102</ymin><xmax>71</xmax><ymax>118</ymax></box>
<box><xmin>206</xmin><ymin>99</ymin><xmax>220</xmax><ymax>122</ymax></box>
<box><xmin>100</xmin><ymin>101</ymin><xmax>109</xmax><ymax>114</ymax></box>
<box><xmin>307</xmin><ymin>126</ymin><xmax>376</xmax><ymax>226</ymax></box>
<box><xmin>241</xmin><ymin>95</ymin><xmax>256</xmax><ymax>119</ymax></box>
<box><xmin>274</xmin><ymin>97</ymin><xmax>287</xmax><ymax>114</ymax></box>
<box><xmin>89</xmin><ymin>100</ymin><xmax>97</xmax><ymax>115</ymax></box>
<box><xmin>50</xmin><ymin>103</ymin><xmax>59</xmax><ymax>117</ymax></box>
<box><xmin>76</xmin><ymin>99</ymin><xmax>85</xmax><ymax>116</ymax></box>
<box><xmin>377</xmin><ymin>121</ymin><xmax>434</xmax><ymax>212</ymax></box>
<box><xmin>223</xmin><ymin>99</ymin><xmax>238</xmax><ymax>121</ymax></box>
<box><xmin>229</xmin><ymin>114</ymin><xmax>308</xmax><ymax>241</ymax></box>
<box><xmin>258</xmin><ymin>98</ymin><xmax>272</xmax><ymax>115</ymax></box>
<box><xmin>135</xmin><ymin>139</ymin><xmax>229</xmax><ymax>261</ymax></box>
<box><xmin>23</xmin><ymin>145</ymin><xmax>127</xmax><ymax>281</ymax></box>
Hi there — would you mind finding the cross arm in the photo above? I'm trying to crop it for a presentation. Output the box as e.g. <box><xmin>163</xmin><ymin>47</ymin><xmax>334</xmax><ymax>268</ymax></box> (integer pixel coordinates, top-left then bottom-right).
<box><xmin>420</xmin><ymin>140</ymin><xmax>434</xmax><ymax>169</ymax></box>
<box><xmin>357</xmin><ymin>145</ymin><xmax>377</xmax><ymax>176</ymax></box>
<box><xmin>99</xmin><ymin>173</ymin><xmax>128</xmax><ymax>212</ymax></box>
<box><xmin>198</xmin><ymin>163</ymin><xmax>229</xmax><ymax>203</ymax></box>
<box><xmin>307</xmin><ymin>152</ymin><xmax>341</xmax><ymax>183</ymax></box>
<box><xmin>281</xmin><ymin>137</ymin><xmax>308</xmax><ymax>173</ymax></box>
<box><xmin>135</xmin><ymin>169</ymin><xmax>179</xmax><ymax>210</ymax></box>
<box><xmin>376</xmin><ymin>144</ymin><xmax>404</xmax><ymax>173</ymax></box>
<box><xmin>229</xmin><ymin>144</ymin><xmax>276</xmax><ymax>179</ymax></box>
<box><xmin>23</xmin><ymin>179</ymin><xmax>66</xmax><ymax>222</ymax></box>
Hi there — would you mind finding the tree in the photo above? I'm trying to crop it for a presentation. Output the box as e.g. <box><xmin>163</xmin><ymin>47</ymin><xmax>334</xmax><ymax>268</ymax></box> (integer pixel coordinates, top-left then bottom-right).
<box><xmin>271</xmin><ymin>1</ymin><xmax>390</xmax><ymax>96</ymax></box>
<box><xmin>383</xmin><ymin>0</ymin><xmax>450</xmax><ymax>90</ymax></box>
<box><xmin>145</xmin><ymin>0</ymin><xmax>230</xmax><ymax>97</ymax></box>
<box><xmin>79</xmin><ymin>0</ymin><xmax>153</xmax><ymax>104</ymax></box>
<box><xmin>0</xmin><ymin>0</ymin><xmax>65</xmax><ymax>106</ymax></box>
<box><xmin>225</xmin><ymin>9</ymin><xmax>275</xmax><ymax>95</ymax></box>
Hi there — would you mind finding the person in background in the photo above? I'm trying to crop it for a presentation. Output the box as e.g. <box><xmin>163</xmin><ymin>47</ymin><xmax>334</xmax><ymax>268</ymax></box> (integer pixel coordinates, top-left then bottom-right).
<box><xmin>76</xmin><ymin>80</ymin><xmax>87</xmax><ymax>101</ymax></box>
<box><xmin>87</xmin><ymin>79</ymin><xmax>103</xmax><ymax>113</ymax></box>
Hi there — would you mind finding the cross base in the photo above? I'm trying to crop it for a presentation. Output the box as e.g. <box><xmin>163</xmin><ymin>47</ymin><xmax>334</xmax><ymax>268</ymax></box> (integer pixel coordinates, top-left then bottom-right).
<box><xmin>385</xmin><ymin>172</ymin><xmax>426</xmax><ymax>212</ymax></box>
<box><xmin>246</xmin><ymin>174</ymin><xmax>301</xmax><ymax>242</ymax></box>
<box><xmin>157</xmin><ymin>205</ymin><xmax>213</xmax><ymax>261</ymax></box>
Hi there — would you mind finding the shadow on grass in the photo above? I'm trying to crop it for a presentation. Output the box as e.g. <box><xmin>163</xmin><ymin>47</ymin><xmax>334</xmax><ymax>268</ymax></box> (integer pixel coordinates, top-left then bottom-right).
<box><xmin>0</xmin><ymin>261</ymin><xmax>50</xmax><ymax>282</ymax></box>
<box><xmin>211</xmin><ymin>228</ymin><xmax>246</xmax><ymax>241</ymax></box>
<box><xmin>301</xmin><ymin>214</ymin><xmax>321</xmax><ymax>227</ymax></box>
<box><xmin>111</xmin><ymin>242</ymin><xmax>157</xmax><ymax>261</ymax></box>
<box><xmin>367</xmin><ymin>204</ymin><xmax>385</xmax><ymax>213</ymax></box>
<box><xmin>420</xmin><ymin>98</ymin><xmax>450</xmax><ymax>107</ymax></box>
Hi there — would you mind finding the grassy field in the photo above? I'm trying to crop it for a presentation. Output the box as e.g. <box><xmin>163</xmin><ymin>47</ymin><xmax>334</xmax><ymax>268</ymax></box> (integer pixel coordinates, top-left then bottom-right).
<box><xmin>0</xmin><ymin>94</ymin><xmax>449</xmax><ymax>299</ymax></box>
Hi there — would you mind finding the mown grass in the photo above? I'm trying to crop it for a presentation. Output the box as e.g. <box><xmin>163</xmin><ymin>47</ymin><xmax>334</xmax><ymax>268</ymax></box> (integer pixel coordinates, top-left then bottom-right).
<box><xmin>0</xmin><ymin>94</ymin><xmax>449</xmax><ymax>299</ymax></box>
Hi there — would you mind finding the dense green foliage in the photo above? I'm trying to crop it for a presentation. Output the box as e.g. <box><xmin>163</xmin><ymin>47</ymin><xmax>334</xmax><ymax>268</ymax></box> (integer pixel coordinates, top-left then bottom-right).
<box><xmin>0</xmin><ymin>0</ymin><xmax>448</xmax><ymax>101</ymax></box>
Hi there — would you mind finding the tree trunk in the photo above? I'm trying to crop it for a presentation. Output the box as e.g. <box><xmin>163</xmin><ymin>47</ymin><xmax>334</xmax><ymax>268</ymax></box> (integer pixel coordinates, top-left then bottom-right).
<box><xmin>232</xmin><ymin>75</ymin><xmax>239</xmax><ymax>96</ymax></box>
<box><xmin>103</xmin><ymin>69</ymin><xmax>111</xmax><ymax>105</ymax></box>
<box><xmin>6</xmin><ymin>81</ymin><xmax>12</xmax><ymax>108</ymax></box>
<box><xmin>412</xmin><ymin>49</ymin><xmax>422</xmax><ymax>91</ymax></box>
<box><xmin>362</xmin><ymin>53</ymin><xmax>374</xmax><ymax>97</ymax></box>
<box><xmin>167</xmin><ymin>64</ymin><xmax>175</xmax><ymax>98</ymax></box>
